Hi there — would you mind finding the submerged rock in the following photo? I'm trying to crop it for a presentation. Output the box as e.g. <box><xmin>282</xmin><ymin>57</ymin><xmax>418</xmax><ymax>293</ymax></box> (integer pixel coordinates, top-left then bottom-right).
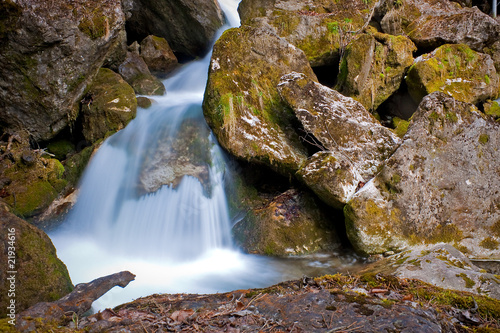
<box><xmin>123</xmin><ymin>0</ymin><xmax>224</xmax><ymax>59</ymax></box>
<box><xmin>81</xmin><ymin>68</ymin><xmax>137</xmax><ymax>144</ymax></box>
<box><xmin>0</xmin><ymin>0</ymin><xmax>126</xmax><ymax>141</ymax></box>
<box><xmin>278</xmin><ymin>72</ymin><xmax>400</xmax><ymax>208</ymax></box>
<box><xmin>345</xmin><ymin>92</ymin><xmax>500</xmax><ymax>257</ymax></box>
<box><xmin>118</xmin><ymin>52</ymin><xmax>166</xmax><ymax>96</ymax></box>
<box><xmin>378</xmin><ymin>0</ymin><xmax>500</xmax><ymax>52</ymax></box>
<box><xmin>406</xmin><ymin>44</ymin><xmax>499</xmax><ymax>105</ymax></box>
<box><xmin>0</xmin><ymin>201</ymin><xmax>73</xmax><ymax>318</ymax></box>
<box><xmin>233</xmin><ymin>188</ymin><xmax>340</xmax><ymax>256</ymax></box>
<box><xmin>238</xmin><ymin>0</ymin><xmax>377</xmax><ymax>67</ymax></box>
<box><xmin>140</xmin><ymin>35</ymin><xmax>178</xmax><ymax>77</ymax></box>
<box><xmin>336</xmin><ymin>30</ymin><xmax>416</xmax><ymax>112</ymax></box>
<box><xmin>203</xmin><ymin>26</ymin><xmax>315</xmax><ymax>176</ymax></box>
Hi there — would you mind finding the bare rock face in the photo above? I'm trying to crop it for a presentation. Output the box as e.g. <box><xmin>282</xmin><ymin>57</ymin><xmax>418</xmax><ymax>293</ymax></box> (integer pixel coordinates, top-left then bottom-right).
<box><xmin>118</xmin><ymin>52</ymin><xmax>166</xmax><ymax>96</ymax></box>
<box><xmin>345</xmin><ymin>92</ymin><xmax>500</xmax><ymax>257</ymax></box>
<box><xmin>233</xmin><ymin>188</ymin><xmax>341</xmax><ymax>256</ymax></box>
<box><xmin>378</xmin><ymin>0</ymin><xmax>500</xmax><ymax>52</ymax></box>
<box><xmin>278</xmin><ymin>72</ymin><xmax>400</xmax><ymax>208</ymax></box>
<box><xmin>0</xmin><ymin>201</ymin><xmax>73</xmax><ymax>318</ymax></box>
<box><xmin>123</xmin><ymin>0</ymin><xmax>224</xmax><ymax>59</ymax></box>
<box><xmin>203</xmin><ymin>26</ymin><xmax>316</xmax><ymax>176</ymax></box>
<box><xmin>238</xmin><ymin>0</ymin><xmax>377</xmax><ymax>67</ymax></box>
<box><xmin>140</xmin><ymin>35</ymin><xmax>178</xmax><ymax>76</ymax></box>
<box><xmin>0</xmin><ymin>0</ymin><xmax>127</xmax><ymax>141</ymax></box>
<box><xmin>81</xmin><ymin>68</ymin><xmax>137</xmax><ymax>144</ymax></box>
<box><xmin>406</xmin><ymin>44</ymin><xmax>499</xmax><ymax>105</ymax></box>
<box><xmin>336</xmin><ymin>30</ymin><xmax>416</xmax><ymax>112</ymax></box>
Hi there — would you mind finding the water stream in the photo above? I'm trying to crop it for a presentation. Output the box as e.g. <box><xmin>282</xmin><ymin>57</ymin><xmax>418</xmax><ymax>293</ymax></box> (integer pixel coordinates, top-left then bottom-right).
<box><xmin>49</xmin><ymin>0</ymin><xmax>361</xmax><ymax>311</ymax></box>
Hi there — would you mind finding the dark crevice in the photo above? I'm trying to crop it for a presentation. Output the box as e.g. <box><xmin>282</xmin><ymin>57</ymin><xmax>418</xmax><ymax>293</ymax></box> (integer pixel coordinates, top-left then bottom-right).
<box><xmin>312</xmin><ymin>62</ymin><xmax>339</xmax><ymax>88</ymax></box>
<box><xmin>376</xmin><ymin>80</ymin><xmax>419</xmax><ymax>125</ymax></box>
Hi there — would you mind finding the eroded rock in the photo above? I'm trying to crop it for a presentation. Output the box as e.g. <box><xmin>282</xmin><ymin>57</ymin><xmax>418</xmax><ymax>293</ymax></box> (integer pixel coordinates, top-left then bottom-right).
<box><xmin>203</xmin><ymin>26</ymin><xmax>316</xmax><ymax>175</ymax></box>
<box><xmin>0</xmin><ymin>0</ymin><xmax>126</xmax><ymax>141</ymax></box>
<box><xmin>406</xmin><ymin>44</ymin><xmax>499</xmax><ymax>105</ymax></box>
<box><xmin>81</xmin><ymin>68</ymin><xmax>137</xmax><ymax>144</ymax></box>
<box><xmin>345</xmin><ymin>92</ymin><xmax>500</xmax><ymax>257</ymax></box>
<box><xmin>278</xmin><ymin>72</ymin><xmax>400</xmax><ymax>208</ymax></box>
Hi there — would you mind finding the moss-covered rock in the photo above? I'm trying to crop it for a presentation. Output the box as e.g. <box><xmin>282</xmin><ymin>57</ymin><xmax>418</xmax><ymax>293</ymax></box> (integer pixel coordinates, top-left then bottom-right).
<box><xmin>484</xmin><ymin>100</ymin><xmax>500</xmax><ymax>120</ymax></box>
<box><xmin>378</xmin><ymin>0</ymin><xmax>500</xmax><ymax>52</ymax></box>
<box><xmin>203</xmin><ymin>26</ymin><xmax>315</xmax><ymax>176</ymax></box>
<box><xmin>0</xmin><ymin>201</ymin><xmax>73</xmax><ymax>317</ymax></box>
<box><xmin>233</xmin><ymin>188</ymin><xmax>340</xmax><ymax>256</ymax></box>
<box><xmin>336</xmin><ymin>30</ymin><xmax>416</xmax><ymax>112</ymax></box>
<box><xmin>47</xmin><ymin>140</ymin><xmax>75</xmax><ymax>161</ymax></box>
<box><xmin>345</xmin><ymin>92</ymin><xmax>500</xmax><ymax>257</ymax></box>
<box><xmin>0</xmin><ymin>136</ymin><xmax>68</xmax><ymax>218</ymax></box>
<box><xmin>81</xmin><ymin>68</ymin><xmax>137</xmax><ymax>143</ymax></box>
<box><xmin>140</xmin><ymin>35</ymin><xmax>178</xmax><ymax>77</ymax></box>
<box><xmin>0</xmin><ymin>0</ymin><xmax>127</xmax><ymax>141</ymax></box>
<box><xmin>278</xmin><ymin>72</ymin><xmax>400</xmax><ymax>208</ymax></box>
<box><xmin>118</xmin><ymin>52</ymin><xmax>165</xmax><ymax>96</ymax></box>
<box><xmin>406</xmin><ymin>44</ymin><xmax>499</xmax><ymax>105</ymax></box>
<box><xmin>238</xmin><ymin>0</ymin><xmax>377</xmax><ymax>67</ymax></box>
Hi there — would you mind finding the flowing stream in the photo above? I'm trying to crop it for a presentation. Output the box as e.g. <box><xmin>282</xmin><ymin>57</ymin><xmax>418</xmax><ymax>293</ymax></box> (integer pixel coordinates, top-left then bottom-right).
<box><xmin>49</xmin><ymin>0</ymin><xmax>360</xmax><ymax>311</ymax></box>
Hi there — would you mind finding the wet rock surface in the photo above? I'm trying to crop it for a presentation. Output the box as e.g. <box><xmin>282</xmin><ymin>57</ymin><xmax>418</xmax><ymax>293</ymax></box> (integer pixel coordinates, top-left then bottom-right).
<box><xmin>0</xmin><ymin>0</ymin><xmax>126</xmax><ymax>141</ymax></box>
<box><xmin>345</xmin><ymin>92</ymin><xmax>500</xmax><ymax>257</ymax></box>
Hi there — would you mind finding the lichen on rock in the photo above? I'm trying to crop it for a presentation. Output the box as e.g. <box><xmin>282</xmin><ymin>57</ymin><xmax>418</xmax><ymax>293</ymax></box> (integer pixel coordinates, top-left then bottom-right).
<box><xmin>345</xmin><ymin>92</ymin><xmax>500</xmax><ymax>257</ymax></box>
<box><xmin>406</xmin><ymin>44</ymin><xmax>500</xmax><ymax>105</ymax></box>
<box><xmin>203</xmin><ymin>26</ymin><xmax>316</xmax><ymax>176</ymax></box>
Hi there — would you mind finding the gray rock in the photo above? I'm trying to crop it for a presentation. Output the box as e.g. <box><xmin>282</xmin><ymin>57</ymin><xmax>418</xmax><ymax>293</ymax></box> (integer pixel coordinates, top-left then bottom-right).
<box><xmin>140</xmin><ymin>35</ymin><xmax>178</xmax><ymax>76</ymax></box>
<box><xmin>0</xmin><ymin>0</ymin><xmax>126</xmax><ymax>141</ymax></box>
<box><xmin>203</xmin><ymin>26</ymin><xmax>315</xmax><ymax>176</ymax></box>
<box><xmin>124</xmin><ymin>0</ymin><xmax>224</xmax><ymax>59</ymax></box>
<box><xmin>118</xmin><ymin>52</ymin><xmax>165</xmax><ymax>95</ymax></box>
<box><xmin>345</xmin><ymin>92</ymin><xmax>500</xmax><ymax>257</ymax></box>
<box><xmin>278</xmin><ymin>72</ymin><xmax>400</xmax><ymax>208</ymax></box>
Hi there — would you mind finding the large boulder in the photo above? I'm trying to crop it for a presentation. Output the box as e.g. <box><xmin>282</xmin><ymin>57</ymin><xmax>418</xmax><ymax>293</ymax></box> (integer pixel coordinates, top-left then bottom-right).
<box><xmin>118</xmin><ymin>52</ymin><xmax>166</xmax><ymax>96</ymax></box>
<box><xmin>0</xmin><ymin>201</ymin><xmax>73</xmax><ymax>318</ymax></box>
<box><xmin>233</xmin><ymin>188</ymin><xmax>341</xmax><ymax>256</ymax></box>
<box><xmin>203</xmin><ymin>26</ymin><xmax>316</xmax><ymax>176</ymax></box>
<box><xmin>81</xmin><ymin>68</ymin><xmax>137</xmax><ymax>144</ymax></box>
<box><xmin>336</xmin><ymin>30</ymin><xmax>416</xmax><ymax>112</ymax></box>
<box><xmin>406</xmin><ymin>44</ymin><xmax>500</xmax><ymax>105</ymax></box>
<box><xmin>377</xmin><ymin>0</ymin><xmax>500</xmax><ymax>52</ymax></box>
<box><xmin>278</xmin><ymin>72</ymin><xmax>400</xmax><ymax>208</ymax></box>
<box><xmin>0</xmin><ymin>0</ymin><xmax>126</xmax><ymax>141</ymax></box>
<box><xmin>123</xmin><ymin>0</ymin><xmax>224</xmax><ymax>59</ymax></box>
<box><xmin>345</xmin><ymin>92</ymin><xmax>500</xmax><ymax>257</ymax></box>
<box><xmin>238</xmin><ymin>0</ymin><xmax>377</xmax><ymax>67</ymax></box>
<box><xmin>140</xmin><ymin>35</ymin><xmax>178</xmax><ymax>76</ymax></box>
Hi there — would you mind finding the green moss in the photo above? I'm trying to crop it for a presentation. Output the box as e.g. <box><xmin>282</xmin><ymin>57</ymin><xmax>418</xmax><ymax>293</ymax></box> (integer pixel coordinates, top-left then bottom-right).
<box><xmin>479</xmin><ymin>134</ymin><xmax>489</xmax><ymax>145</ymax></box>
<box><xmin>427</xmin><ymin>224</ymin><xmax>463</xmax><ymax>244</ymax></box>
<box><xmin>456</xmin><ymin>273</ymin><xmax>475</xmax><ymax>288</ymax></box>
<box><xmin>78</xmin><ymin>8</ymin><xmax>107</xmax><ymax>39</ymax></box>
<box><xmin>480</xmin><ymin>237</ymin><xmax>499</xmax><ymax>250</ymax></box>
<box><xmin>63</xmin><ymin>144</ymin><xmax>96</xmax><ymax>188</ymax></box>
<box><xmin>445</xmin><ymin>112</ymin><xmax>458</xmax><ymax>123</ymax></box>
<box><xmin>485</xmin><ymin>75</ymin><xmax>491</xmax><ymax>85</ymax></box>
<box><xmin>47</xmin><ymin>140</ymin><xmax>75</xmax><ymax>161</ymax></box>
<box><xmin>11</xmin><ymin>181</ymin><xmax>57</xmax><ymax>217</ymax></box>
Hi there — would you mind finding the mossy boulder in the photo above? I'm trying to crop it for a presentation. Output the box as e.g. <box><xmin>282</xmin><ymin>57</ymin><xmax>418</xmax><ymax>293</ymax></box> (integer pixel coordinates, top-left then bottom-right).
<box><xmin>345</xmin><ymin>92</ymin><xmax>500</xmax><ymax>257</ymax></box>
<box><xmin>203</xmin><ymin>26</ymin><xmax>315</xmax><ymax>176</ymax></box>
<box><xmin>140</xmin><ymin>35</ymin><xmax>178</xmax><ymax>77</ymax></box>
<box><xmin>46</xmin><ymin>140</ymin><xmax>75</xmax><ymax>161</ymax></box>
<box><xmin>123</xmin><ymin>0</ymin><xmax>224</xmax><ymax>59</ymax></box>
<box><xmin>378</xmin><ymin>0</ymin><xmax>500</xmax><ymax>52</ymax></box>
<box><xmin>118</xmin><ymin>52</ymin><xmax>165</xmax><ymax>96</ymax></box>
<box><xmin>81</xmin><ymin>68</ymin><xmax>137</xmax><ymax>143</ymax></box>
<box><xmin>484</xmin><ymin>100</ymin><xmax>500</xmax><ymax>120</ymax></box>
<box><xmin>278</xmin><ymin>72</ymin><xmax>400</xmax><ymax>208</ymax></box>
<box><xmin>0</xmin><ymin>0</ymin><xmax>126</xmax><ymax>141</ymax></box>
<box><xmin>360</xmin><ymin>244</ymin><xmax>500</xmax><ymax>300</ymax></box>
<box><xmin>406</xmin><ymin>44</ymin><xmax>499</xmax><ymax>105</ymax></box>
<box><xmin>0</xmin><ymin>137</ymin><xmax>68</xmax><ymax>218</ymax></box>
<box><xmin>0</xmin><ymin>201</ymin><xmax>73</xmax><ymax>317</ymax></box>
<box><xmin>238</xmin><ymin>0</ymin><xmax>377</xmax><ymax>67</ymax></box>
<box><xmin>233</xmin><ymin>188</ymin><xmax>340</xmax><ymax>256</ymax></box>
<box><xmin>336</xmin><ymin>30</ymin><xmax>416</xmax><ymax>112</ymax></box>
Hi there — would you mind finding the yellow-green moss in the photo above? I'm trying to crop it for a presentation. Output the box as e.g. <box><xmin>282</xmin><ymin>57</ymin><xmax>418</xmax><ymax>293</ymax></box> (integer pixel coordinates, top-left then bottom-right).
<box><xmin>427</xmin><ymin>224</ymin><xmax>464</xmax><ymax>244</ymax></box>
<box><xmin>78</xmin><ymin>8</ymin><xmax>107</xmax><ymax>39</ymax></box>
<box><xmin>479</xmin><ymin>134</ymin><xmax>490</xmax><ymax>145</ymax></box>
<box><xmin>480</xmin><ymin>237</ymin><xmax>499</xmax><ymax>250</ymax></box>
<box><xmin>456</xmin><ymin>273</ymin><xmax>475</xmax><ymax>289</ymax></box>
<box><xmin>393</xmin><ymin>117</ymin><xmax>410</xmax><ymax>138</ymax></box>
<box><xmin>47</xmin><ymin>140</ymin><xmax>75</xmax><ymax>161</ymax></box>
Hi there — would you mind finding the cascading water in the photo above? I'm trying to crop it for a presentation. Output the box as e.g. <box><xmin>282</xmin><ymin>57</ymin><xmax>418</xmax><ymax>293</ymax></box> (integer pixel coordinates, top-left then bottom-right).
<box><xmin>49</xmin><ymin>0</ymin><xmax>360</xmax><ymax>310</ymax></box>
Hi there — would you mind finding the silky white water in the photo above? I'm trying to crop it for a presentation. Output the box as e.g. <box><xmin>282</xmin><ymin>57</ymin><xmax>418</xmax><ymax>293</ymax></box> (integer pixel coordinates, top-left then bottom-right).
<box><xmin>49</xmin><ymin>0</ymin><xmax>361</xmax><ymax>310</ymax></box>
